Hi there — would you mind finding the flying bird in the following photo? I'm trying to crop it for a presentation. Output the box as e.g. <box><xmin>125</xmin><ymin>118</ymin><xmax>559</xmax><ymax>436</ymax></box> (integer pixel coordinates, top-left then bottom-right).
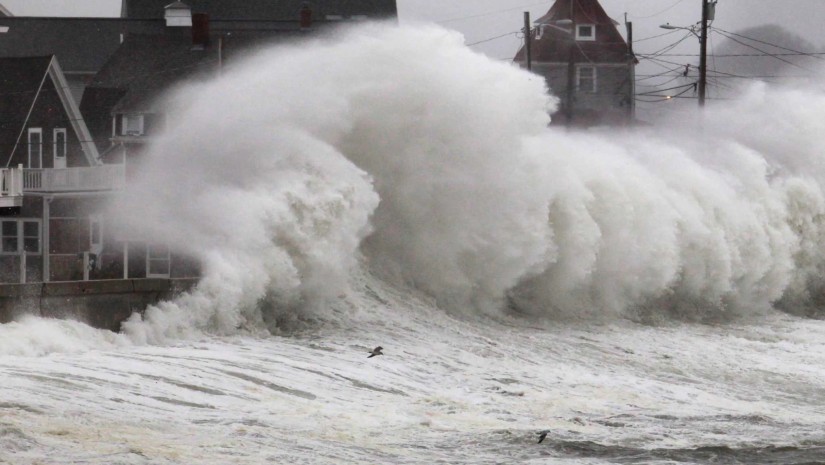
<box><xmin>537</xmin><ymin>431</ymin><xmax>548</xmax><ymax>443</ymax></box>
<box><xmin>368</xmin><ymin>346</ymin><xmax>383</xmax><ymax>358</ymax></box>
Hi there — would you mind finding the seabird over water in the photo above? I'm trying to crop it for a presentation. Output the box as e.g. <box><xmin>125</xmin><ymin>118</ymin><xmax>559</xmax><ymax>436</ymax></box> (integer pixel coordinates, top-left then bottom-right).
<box><xmin>368</xmin><ymin>346</ymin><xmax>383</xmax><ymax>358</ymax></box>
<box><xmin>537</xmin><ymin>431</ymin><xmax>548</xmax><ymax>443</ymax></box>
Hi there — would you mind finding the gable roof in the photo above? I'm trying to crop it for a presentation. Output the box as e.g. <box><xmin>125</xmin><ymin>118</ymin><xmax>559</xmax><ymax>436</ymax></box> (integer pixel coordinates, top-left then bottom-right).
<box><xmin>0</xmin><ymin>56</ymin><xmax>99</xmax><ymax>166</ymax></box>
<box><xmin>122</xmin><ymin>0</ymin><xmax>397</xmax><ymax>20</ymax></box>
<box><xmin>535</xmin><ymin>0</ymin><xmax>619</xmax><ymax>26</ymax></box>
<box><xmin>514</xmin><ymin>0</ymin><xmax>630</xmax><ymax>64</ymax></box>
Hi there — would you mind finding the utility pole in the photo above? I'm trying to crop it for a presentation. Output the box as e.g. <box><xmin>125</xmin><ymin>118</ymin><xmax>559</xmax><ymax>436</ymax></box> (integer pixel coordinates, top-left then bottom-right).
<box><xmin>565</xmin><ymin>0</ymin><xmax>576</xmax><ymax>125</ymax></box>
<box><xmin>625</xmin><ymin>15</ymin><xmax>635</xmax><ymax>122</ymax></box>
<box><xmin>698</xmin><ymin>0</ymin><xmax>708</xmax><ymax>106</ymax></box>
<box><xmin>524</xmin><ymin>11</ymin><xmax>532</xmax><ymax>71</ymax></box>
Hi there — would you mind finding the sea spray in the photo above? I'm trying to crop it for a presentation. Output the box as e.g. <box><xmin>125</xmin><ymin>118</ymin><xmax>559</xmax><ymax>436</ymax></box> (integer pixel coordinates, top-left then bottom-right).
<box><xmin>114</xmin><ymin>23</ymin><xmax>560</xmax><ymax>343</ymax></box>
<box><xmin>102</xmin><ymin>23</ymin><xmax>825</xmax><ymax>342</ymax></box>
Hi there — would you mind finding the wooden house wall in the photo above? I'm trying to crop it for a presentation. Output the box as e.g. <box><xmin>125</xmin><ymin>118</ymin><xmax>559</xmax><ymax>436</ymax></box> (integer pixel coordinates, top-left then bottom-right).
<box><xmin>534</xmin><ymin>63</ymin><xmax>633</xmax><ymax>125</ymax></box>
<box><xmin>9</xmin><ymin>77</ymin><xmax>90</xmax><ymax>169</ymax></box>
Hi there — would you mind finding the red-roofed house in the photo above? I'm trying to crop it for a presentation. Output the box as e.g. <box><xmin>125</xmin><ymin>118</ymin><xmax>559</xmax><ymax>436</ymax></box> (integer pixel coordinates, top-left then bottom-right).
<box><xmin>514</xmin><ymin>0</ymin><xmax>636</xmax><ymax>126</ymax></box>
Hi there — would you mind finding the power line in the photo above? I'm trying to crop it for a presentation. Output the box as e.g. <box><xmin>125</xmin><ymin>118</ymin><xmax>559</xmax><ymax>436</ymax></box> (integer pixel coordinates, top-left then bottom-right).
<box><xmin>713</xmin><ymin>29</ymin><xmax>815</xmax><ymax>73</ymax></box>
<box><xmin>436</xmin><ymin>2</ymin><xmax>549</xmax><ymax>25</ymax></box>
<box><xmin>632</xmin><ymin>28</ymin><xmax>681</xmax><ymax>43</ymax></box>
<box><xmin>637</xmin><ymin>51</ymin><xmax>825</xmax><ymax>57</ymax></box>
<box><xmin>466</xmin><ymin>31</ymin><xmax>520</xmax><ymax>47</ymax></box>
<box><xmin>630</xmin><ymin>0</ymin><xmax>688</xmax><ymax>19</ymax></box>
<box><xmin>713</xmin><ymin>27</ymin><xmax>825</xmax><ymax>61</ymax></box>
<box><xmin>636</xmin><ymin>81</ymin><xmax>696</xmax><ymax>96</ymax></box>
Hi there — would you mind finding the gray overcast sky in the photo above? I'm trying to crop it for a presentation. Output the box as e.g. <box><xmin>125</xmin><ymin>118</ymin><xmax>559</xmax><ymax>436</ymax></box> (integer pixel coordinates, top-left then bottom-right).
<box><xmin>4</xmin><ymin>0</ymin><xmax>824</xmax><ymax>116</ymax></box>
<box><xmin>3</xmin><ymin>0</ymin><xmax>823</xmax><ymax>60</ymax></box>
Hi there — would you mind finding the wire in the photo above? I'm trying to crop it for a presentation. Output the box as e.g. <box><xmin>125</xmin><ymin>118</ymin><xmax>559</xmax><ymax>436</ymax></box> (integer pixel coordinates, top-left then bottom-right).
<box><xmin>637</xmin><ymin>31</ymin><xmax>694</xmax><ymax>58</ymax></box>
<box><xmin>630</xmin><ymin>0</ymin><xmax>687</xmax><ymax>19</ymax></box>
<box><xmin>634</xmin><ymin>64</ymin><xmax>686</xmax><ymax>81</ymax></box>
<box><xmin>436</xmin><ymin>2</ymin><xmax>549</xmax><ymax>25</ymax></box>
<box><xmin>713</xmin><ymin>27</ymin><xmax>825</xmax><ymax>61</ymax></box>
<box><xmin>712</xmin><ymin>29</ymin><xmax>815</xmax><ymax>73</ymax></box>
<box><xmin>632</xmin><ymin>28</ymin><xmax>681</xmax><ymax>43</ymax></box>
<box><xmin>466</xmin><ymin>31</ymin><xmax>520</xmax><ymax>47</ymax></box>
<box><xmin>636</xmin><ymin>81</ymin><xmax>696</xmax><ymax>96</ymax></box>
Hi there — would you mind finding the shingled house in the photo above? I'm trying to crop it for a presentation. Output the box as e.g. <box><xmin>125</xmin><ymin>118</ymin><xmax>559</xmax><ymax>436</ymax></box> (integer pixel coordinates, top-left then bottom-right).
<box><xmin>514</xmin><ymin>0</ymin><xmax>636</xmax><ymax>126</ymax></box>
<box><xmin>0</xmin><ymin>56</ymin><xmax>126</xmax><ymax>283</ymax></box>
<box><xmin>0</xmin><ymin>0</ymin><xmax>398</xmax><ymax>285</ymax></box>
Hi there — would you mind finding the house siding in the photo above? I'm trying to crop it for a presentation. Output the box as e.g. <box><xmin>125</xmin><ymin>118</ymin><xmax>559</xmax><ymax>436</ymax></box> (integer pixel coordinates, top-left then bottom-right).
<box><xmin>11</xmin><ymin>78</ymin><xmax>90</xmax><ymax>169</ymax></box>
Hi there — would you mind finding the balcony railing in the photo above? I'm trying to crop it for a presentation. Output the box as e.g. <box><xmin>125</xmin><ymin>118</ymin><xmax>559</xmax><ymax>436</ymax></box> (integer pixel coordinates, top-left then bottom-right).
<box><xmin>24</xmin><ymin>164</ymin><xmax>125</xmax><ymax>193</ymax></box>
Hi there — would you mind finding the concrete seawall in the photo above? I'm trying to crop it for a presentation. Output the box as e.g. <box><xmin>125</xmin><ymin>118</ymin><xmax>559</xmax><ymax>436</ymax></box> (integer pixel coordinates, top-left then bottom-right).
<box><xmin>0</xmin><ymin>278</ymin><xmax>199</xmax><ymax>332</ymax></box>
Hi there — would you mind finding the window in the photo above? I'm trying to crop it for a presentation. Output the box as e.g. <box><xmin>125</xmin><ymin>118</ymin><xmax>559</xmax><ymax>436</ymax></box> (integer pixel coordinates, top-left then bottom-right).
<box><xmin>576</xmin><ymin>24</ymin><xmax>595</xmax><ymax>41</ymax></box>
<box><xmin>28</xmin><ymin>128</ymin><xmax>42</xmax><ymax>168</ymax></box>
<box><xmin>54</xmin><ymin>128</ymin><xmax>66</xmax><ymax>163</ymax></box>
<box><xmin>122</xmin><ymin>114</ymin><xmax>144</xmax><ymax>136</ymax></box>
<box><xmin>0</xmin><ymin>220</ymin><xmax>40</xmax><ymax>254</ymax></box>
<box><xmin>577</xmin><ymin>66</ymin><xmax>597</xmax><ymax>93</ymax></box>
<box><xmin>146</xmin><ymin>243</ymin><xmax>170</xmax><ymax>278</ymax></box>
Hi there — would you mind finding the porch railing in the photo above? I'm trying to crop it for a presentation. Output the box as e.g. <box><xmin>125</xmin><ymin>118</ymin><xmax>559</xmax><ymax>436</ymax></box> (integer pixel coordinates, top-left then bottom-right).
<box><xmin>24</xmin><ymin>164</ymin><xmax>126</xmax><ymax>192</ymax></box>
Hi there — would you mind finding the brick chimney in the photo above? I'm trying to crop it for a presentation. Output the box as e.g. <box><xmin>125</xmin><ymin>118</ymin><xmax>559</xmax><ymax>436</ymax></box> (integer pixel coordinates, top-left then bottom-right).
<box><xmin>192</xmin><ymin>13</ymin><xmax>209</xmax><ymax>47</ymax></box>
<box><xmin>300</xmin><ymin>3</ymin><xmax>312</xmax><ymax>29</ymax></box>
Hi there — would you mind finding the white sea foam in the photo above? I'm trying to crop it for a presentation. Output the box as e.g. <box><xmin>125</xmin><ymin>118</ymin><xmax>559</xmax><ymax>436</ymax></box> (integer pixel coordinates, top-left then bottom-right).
<box><xmin>95</xmin><ymin>23</ymin><xmax>825</xmax><ymax>343</ymax></box>
<box><xmin>0</xmin><ymin>22</ymin><xmax>824</xmax><ymax>464</ymax></box>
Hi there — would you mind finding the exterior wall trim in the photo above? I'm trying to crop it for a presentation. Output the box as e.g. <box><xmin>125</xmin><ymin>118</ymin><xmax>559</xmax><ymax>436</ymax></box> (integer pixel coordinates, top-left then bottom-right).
<box><xmin>7</xmin><ymin>64</ymin><xmax>49</xmax><ymax>168</ymax></box>
<box><xmin>47</xmin><ymin>57</ymin><xmax>101</xmax><ymax>166</ymax></box>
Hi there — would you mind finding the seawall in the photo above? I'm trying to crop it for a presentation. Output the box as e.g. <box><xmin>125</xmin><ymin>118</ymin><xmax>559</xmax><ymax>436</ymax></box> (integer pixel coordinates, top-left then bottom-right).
<box><xmin>0</xmin><ymin>278</ymin><xmax>198</xmax><ymax>332</ymax></box>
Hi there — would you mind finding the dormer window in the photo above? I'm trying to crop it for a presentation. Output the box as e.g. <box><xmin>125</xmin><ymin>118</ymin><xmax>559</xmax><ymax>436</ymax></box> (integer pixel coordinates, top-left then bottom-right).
<box><xmin>576</xmin><ymin>24</ymin><xmax>595</xmax><ymax>41</ymax></box>
<box><xmin>122</xmin><ymin>114</ymin><xmax>144</xmax><ymax>136</ymax></box>
<box><xmin>164</xmin><ymin>1</ymin><xmax>192</xmax><ymax>27</ymax></box>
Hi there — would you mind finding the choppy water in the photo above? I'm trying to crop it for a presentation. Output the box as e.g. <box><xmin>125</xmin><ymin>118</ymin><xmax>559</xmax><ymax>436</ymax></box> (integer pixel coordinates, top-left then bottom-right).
<box><xmin>2</xmin><ymin>275</ymin><xmax>825</xmax><ymax>464</ymax></box>
<box><xmin>4</xmin><ymin>22</ymin><xmax>825</xmax><ymax>464</ymax></box>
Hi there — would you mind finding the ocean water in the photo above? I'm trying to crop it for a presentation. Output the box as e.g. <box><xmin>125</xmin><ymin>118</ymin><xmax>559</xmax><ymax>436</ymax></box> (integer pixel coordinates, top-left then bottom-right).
<box><xmin>3</xmin><ymin>23</ymin><xmax>825</xmax><ymax>464</ymax></box>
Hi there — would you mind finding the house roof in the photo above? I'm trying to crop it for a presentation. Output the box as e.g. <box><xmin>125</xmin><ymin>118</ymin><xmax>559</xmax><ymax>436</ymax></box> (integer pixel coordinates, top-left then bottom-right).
<box><xmin>535</xmin><ymin>0</ymin><xmax>619</xmax><ymax>26</ymax></box>
<box><xmin>514</xmin><ymin>0</ymin><xmax>630</xmax><ymax>64</ymax></box>
<box><xmin>0</xmin><ymin>56</ymin><xmax>52</xmax><ymax>164</ymax></box>
<box><xmin>88</xmin><ymin>25</ymin><xmax>316</xmax><ymax>115</ymax></box>
<box><xmin>0</xmin><ymin>3</ymin><xmax>12</xmax><ymax>17</ymax></box>
<box><xmin>122</xmin><ymin>0</ymin><xmax>398</xmax><ymax>20</ymax></box>
<box><xmin>0</xmin><ymin>56</ymin><xmax>99</xmax><ymax>166</ymax></box>
<box><xmin>0</xmin><ymin>18</ymin><xmax>166</xmax><ymax>73</ymax></box>
<box><xmin>89</xmin><ymin>33</ymin><xmax>221</xmax><ymax>114</ymax></box>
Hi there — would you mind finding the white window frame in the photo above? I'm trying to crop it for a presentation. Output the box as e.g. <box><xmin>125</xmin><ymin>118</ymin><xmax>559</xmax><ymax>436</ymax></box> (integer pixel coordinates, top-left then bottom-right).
<box><xmin>576</xmin><ymin>66</ymin><xmax>597</xmax><ymax>93</ymax></box>
<box><xmin>122</xmin><ymin>114</ymin><xmax>144</xmax><ymax>136</ymax></box>
<box><xmin>576</xmin><ymin>24</ymin><xmax>596</xmax><ymax>41</ymax></box>
<box><xmin>0</xmin><ymin>219</ymin><xmax>41</xmax><ymax>255</ymax></box>
<box><xmin>146</xmin><ymin>242</ymin><xmax>171</xmax><ymax>278</ymax></box>
<box><xmin>28</xmin><ymin>127</ymin><xmax>43</xmax><ymax>169</ymax></box>
<box><xmin>53</xmin><ymin>127</ymin><xmax>67</xmax><ymax>163</ymax></box>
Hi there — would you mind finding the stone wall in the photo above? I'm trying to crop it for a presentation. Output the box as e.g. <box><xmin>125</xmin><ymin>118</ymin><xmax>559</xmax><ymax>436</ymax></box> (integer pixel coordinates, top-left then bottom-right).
<box><xmin>0</xmin><ymin>278</ymin><xmax>198</xmax><ymax>332</ymax></box>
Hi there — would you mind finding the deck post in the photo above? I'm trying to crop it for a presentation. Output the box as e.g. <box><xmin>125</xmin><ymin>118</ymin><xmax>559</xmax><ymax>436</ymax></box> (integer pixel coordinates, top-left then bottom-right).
<box><xmin>123</xmin><ymin>241</ymin><xmax>128</xmax><ymax>279</ymax></box>
<box><xmin>19</xmin><ymin>251</ymin><xmax>26</xmax><ymax>284</ymax></box>
<box><xmin>43</xmin><ymin>196</ymin><xmax>51</xmax><ymax>282</ymax></box>
<box><xmin>83</xmin><ymin>251</ymin><xmax>89</xmax><ymax>281</ymax></box>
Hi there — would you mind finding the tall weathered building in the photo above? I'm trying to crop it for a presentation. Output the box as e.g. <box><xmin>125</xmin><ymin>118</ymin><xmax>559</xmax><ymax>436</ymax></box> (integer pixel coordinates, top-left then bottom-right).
<box><xmin>514</xmin><ymin>0</ymin><xmax>636</xmax><ymax>126</ymax></box>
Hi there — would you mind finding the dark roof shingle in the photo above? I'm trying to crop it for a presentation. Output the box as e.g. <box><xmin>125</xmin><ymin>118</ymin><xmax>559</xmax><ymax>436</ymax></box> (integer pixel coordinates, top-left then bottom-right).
<box><xmin>123</xmin><ymin>0</ymin><xmax>397</xmax><ymax>20</ymax></box>
<box><xmin>0</xmin><ymin>56</ymin><xmax>52</xmax><ymax>161</ymax></box>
